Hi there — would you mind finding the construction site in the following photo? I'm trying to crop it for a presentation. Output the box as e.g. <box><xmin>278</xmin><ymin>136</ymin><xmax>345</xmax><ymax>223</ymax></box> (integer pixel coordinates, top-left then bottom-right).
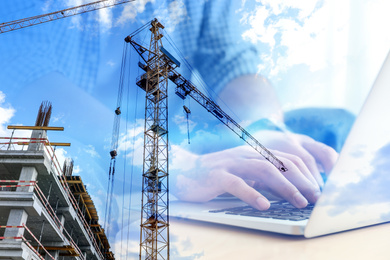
<box><xmin>1</xmin><ymin>1</ymin><xmax>287</xmax><ymax>260</ymax></box>
<box><xmin>0</xmin><ymin>102</ymin><xmax>115</xmax><ymax>259</ymax></box>
<box><xmin>0</xmin><ymin>1</ymin><xmax>133</xmax><ymax>259</ymax></box>
<box><xmin>2</xmin><ymin>0</ymin><xmax>390</xmax><ymax>259</ymax></box>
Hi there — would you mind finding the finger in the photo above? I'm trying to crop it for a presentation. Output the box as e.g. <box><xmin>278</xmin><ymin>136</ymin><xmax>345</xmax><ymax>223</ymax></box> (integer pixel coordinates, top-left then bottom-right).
<box><xmin>238</xmin><ymin>144</ymin><xmax>324</xmax><ymax>195</ymax></box>
<box><xmin>265</xmin><ymin>132</ymin><xmax>325</xmax><ymax>188</ymax></box>
<box><xmin>273</xmin><ymin>150</ymin><xmax>319</xmax><ymax>189</ymax></box>
<box><xmin>286</xmin><ymin>146</ymin><xmax>324</xmax><ymax>188</ymax></box>
<box><xmin>239</xmin><ymin>147</ymin><xmax>321</xmax><ymax>195</ymax></box>
<box><xmin>218</xmin><ymin>171</ymin><xmax>271</xmax><ymax>210</ymax></box>
<box><xmin>276</xmin><ymin>158</ymin><xmax>321</xmax><ymax>204</ymax></box>
<box><xmin>236</xmin><ymin>160</ymin><xmax>309</xmax><ymax>208</ymax></box>
<box><xmin>300</xmin><ymin>138</ymin><xmax>338</xmax><ymax>175</ymax></box>
<box><xmin>244</xmin><ymin>179</ymin><xmax>256</xmax><ymax>187</ymax></box>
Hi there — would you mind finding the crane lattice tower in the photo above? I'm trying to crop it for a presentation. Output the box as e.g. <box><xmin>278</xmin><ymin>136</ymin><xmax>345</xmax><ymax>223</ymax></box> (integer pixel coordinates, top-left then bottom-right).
<box><xmin>132</xmin><ymin>19</ymin><xmax>172</xmax><ymax>260</ymax></box>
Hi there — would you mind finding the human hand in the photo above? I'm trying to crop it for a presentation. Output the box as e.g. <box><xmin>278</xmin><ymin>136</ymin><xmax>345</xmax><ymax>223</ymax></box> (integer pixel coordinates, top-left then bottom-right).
<box><xmin>171</xmin><ymin>134</ymin><xmax>337</xmax><ymax>210</ymax></box>
<box><xmin>171</xmin><ymin>74</ymin><xmax>338</xmax><ymax>210</ymax></box>
<box><xmin>252</xmin><ymin>130</ymin><xmax>338</xmax><ymax>187</ymax></box>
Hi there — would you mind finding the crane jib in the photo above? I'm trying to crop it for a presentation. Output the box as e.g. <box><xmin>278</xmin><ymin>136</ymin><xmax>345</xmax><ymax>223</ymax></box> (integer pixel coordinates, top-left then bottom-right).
<box><xmin>0</xmin><ymin>0</ymin><xmax>136</xmax><ymax>34</ymax></box>
<box><xmin>167</xmin><ymin>70</ymin><xmax>288</xmax><ymax>173</ymax></box>
<box><xmin>130</xmin><ymin>31</ymin><xmax>288</xmax><ymax>174</ymax></box>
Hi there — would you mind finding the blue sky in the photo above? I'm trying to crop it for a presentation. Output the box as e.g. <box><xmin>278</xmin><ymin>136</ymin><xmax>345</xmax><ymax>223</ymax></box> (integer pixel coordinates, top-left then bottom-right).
<box><xmin>1</xmin><ymin>0</ymin><xmax>390</xmax><ymax>258</ymax></box>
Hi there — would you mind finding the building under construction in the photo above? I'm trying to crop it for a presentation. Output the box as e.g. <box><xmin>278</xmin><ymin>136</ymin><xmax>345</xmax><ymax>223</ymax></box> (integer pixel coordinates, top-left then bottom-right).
<box><xmin>0</xmin><ymin>102</ymin><xmax>114</xmax><ymax>260</ymax></box>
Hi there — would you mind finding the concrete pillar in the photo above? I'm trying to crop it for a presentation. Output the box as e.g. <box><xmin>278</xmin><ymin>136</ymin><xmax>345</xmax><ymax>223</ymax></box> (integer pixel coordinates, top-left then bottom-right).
<box><xmin>28</xmin><ymin>130</ymin><xmax>47</xmax><ymax>151</ymax></box>
<box><xmin>17</xmin><ymin>166</ymin><xmax>38</xmax><ymax>192</ymax></box>
<box><xmin>3</xmin><ymin>209</ymin><xmax>28</xmax><ymax>239</ymax></box>
<box><xmin>57</xmin><ymin>214</ymin><xmax>65</xmax><ymax>233</ymax></box>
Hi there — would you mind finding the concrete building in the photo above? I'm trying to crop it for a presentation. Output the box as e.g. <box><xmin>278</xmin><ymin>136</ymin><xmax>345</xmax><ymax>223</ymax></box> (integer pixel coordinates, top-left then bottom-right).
<box><xmin>0</xmin><ymin>125</ymin><xmax>114</xmax><ymax>260</ymax></box>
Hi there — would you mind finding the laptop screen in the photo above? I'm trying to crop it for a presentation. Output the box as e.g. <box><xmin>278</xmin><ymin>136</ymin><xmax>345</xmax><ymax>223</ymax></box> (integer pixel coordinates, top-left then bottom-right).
<box><xmin>305</xmin><ymin>51</ymin><xmax>390</xmax><ymax>237</ymax></box>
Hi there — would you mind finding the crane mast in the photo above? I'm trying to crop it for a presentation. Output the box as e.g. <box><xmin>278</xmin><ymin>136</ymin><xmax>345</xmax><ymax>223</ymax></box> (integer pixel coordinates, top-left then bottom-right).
<box><xmin>126</xmin><ymin>19</ymin><xmax>172</xmax><ymax>260</ymax></box>
<box><xmin>126</xmin><ymin>18</ymin><xmax>288</xmax><ymax>260</ymax></box>
<box><xmin>0</xmin><ymin>0</ymin><xmax>135</xmax><ymax>34</ymax></box>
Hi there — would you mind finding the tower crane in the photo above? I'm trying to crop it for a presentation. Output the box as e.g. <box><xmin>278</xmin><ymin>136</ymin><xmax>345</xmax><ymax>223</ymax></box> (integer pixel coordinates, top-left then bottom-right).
<box><xmin>0</xmin><ymin>0</ymin><xmax>135</xmax><ymax>34</ymax></box>
<box><xmin>124</xmin><ymin>18</ymin><xmax>287</xmax><ymax>260</ymax></box>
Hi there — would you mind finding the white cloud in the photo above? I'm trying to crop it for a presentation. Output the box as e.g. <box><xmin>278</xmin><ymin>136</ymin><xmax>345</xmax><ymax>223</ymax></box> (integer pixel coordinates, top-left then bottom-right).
<box><xmin>98</xmin><ymin>7</ymin><xmax>113</xmax><ymax>29</ymax></box>
<box><xmin>84</xmin><ymin>144</ymin><xmax>100</xmax><ymax>158</ymax></box>
<box><xmin>116</xmin><ymin>119</ymin><xmax>144</xmax><ymax>166</ymax></box>
<box><xmin>58</xmin><ymin>0</ymin><xmax>189</xmax><ymax>34</ymax></box>
<box><xmin>260</xmin><ymin>0</ymin><xmax>318</xmax><ymax>20</ymax></box>
<box><xmin>111</xmin><ymin>217</ymin><xmax>140</xmax><ymax>259</ymax></box>
<box><xmin>51</xmin><ymin>112</ymin><xmax>65</xmax><ymax>124</ymax></box>
<box><xmin>116</xmin><ymin>0</ymin><xmax>155</xmax><ymax>25</ymax></box>
<box><xmin>42</xmin><ymin>0</ymin><xmax>54</xmax><ymax>12</ymax></box>
<box><xmin>310</xmin><ymin>142</ymin><xmax>390</xmax><ymax>237</ymax></box>
<box><xmin>89</xmin><ymin>190</ymin><xmax>104</xmax><ymax>210</ymax></box>
<box><xmin>170</xmin><ymin>144</ymin><xmax>198</xmax><ymax>172</ymax></box>
<box><xmin>242</xmin><ymin>6</ymin><xmax>275</xmax><ymax>47</ymax></box>
<box><xmin>73</xmin><ymin>164</ymin><xmax>81</xmax><ymax>174</ymax></box>
<box><xmin>0</xmin><ymin>91</ymin><xmax>15</xmax><ymax>137</ymax></box>
<box><xmin>64</xmin><ymin>0</ymin><xmax>114</xmax><ymax>31</ymax></box>
<box><xmin>116</xmin><ymin>0</ymin><xmax>188</xmax><ymax>33</ymax></box>
<box><xmin>165</xmin><ymin>0</ymin><xmax>188</xmax><ymax>33</ymax></box>
<box><xmin>240</xmin><ymin>0</ymin><xmax>389</xmax><ymax>112</ymax></box>
<box><xmin>242</xmin><ymin>0</ymin><xmax>347</xmax><ymax>76</ymax></box>
<box><xmin>107</xmin><ymin>60</ymin><xmax>115</xmax><ymax>67</ymax></box>
<box><xmin>52</xmin><ymin>147</ymin><xmax>68</xmax><ymax>170</ymax></box>
<box><xmin>241</xmin><ymin>0</ymin><xmax>390</xmax><ymax>113</ymax></box>
<box><xmin>173</xmin><ymin>114</ymin><xmax>196</xmax><ymax>135</ymax></box>
<box><xmin>65</xmin><ymin>0</ymin><xmax>92</xmax><ymax>29</ymax></box>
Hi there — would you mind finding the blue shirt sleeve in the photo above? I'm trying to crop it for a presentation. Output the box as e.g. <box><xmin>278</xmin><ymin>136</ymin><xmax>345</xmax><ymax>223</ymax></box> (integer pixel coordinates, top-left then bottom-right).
<box><xmin>166</xmin><ymin>0</ymin><xmax>261</xmax><ymax>98</ymax></box>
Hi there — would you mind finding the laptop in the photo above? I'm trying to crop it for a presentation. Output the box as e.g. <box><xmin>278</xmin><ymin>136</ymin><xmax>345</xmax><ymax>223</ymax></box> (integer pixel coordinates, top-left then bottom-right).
<box><xmin>170</xmin><ymin>50</ymin><xmax>390</xmax><ymax>238</ymax></box>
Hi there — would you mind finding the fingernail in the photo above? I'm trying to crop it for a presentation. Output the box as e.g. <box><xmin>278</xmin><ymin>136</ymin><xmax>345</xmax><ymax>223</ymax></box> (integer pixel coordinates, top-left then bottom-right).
<box><xmin>293</xmin><ymin>192</ymin><xmax>308</xmax><ymax>208</ymax></box>
<box><xmin>256</xmin><ymin>197</ymin><xmax>270</xmax><ymax>210</ymax></box>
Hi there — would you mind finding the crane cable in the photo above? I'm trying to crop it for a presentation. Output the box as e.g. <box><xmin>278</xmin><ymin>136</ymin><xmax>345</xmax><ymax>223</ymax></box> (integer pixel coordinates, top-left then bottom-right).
<box><xmin>104</xmin><ymin>19</ymin><xmax>149</xmax><ymax>247</ymax></box>
<box><xmin>120</xmin><ymin>39</ymin><xmax>133</xmax><ymax>256</ymax></box>
<box><xmin>104</xmin><ymin>40</ymin><xmax>130</xmax><ymax>235</ymax></box>
<box><xmin>183</xmin><ymin>102</ymin><xmax>191</xmax><ymax>144</ymax></box>
<box><xmin>129</xmin><ymin>19</ymin><xmax>152</xmax><ymax>37</ymax></box>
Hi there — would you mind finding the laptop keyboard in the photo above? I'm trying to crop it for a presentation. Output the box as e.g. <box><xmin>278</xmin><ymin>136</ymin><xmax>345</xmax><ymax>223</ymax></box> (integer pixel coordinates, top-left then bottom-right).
<box><xmin>209</xmin><ymin>201</ymin><xmax>314</xmax><ymax>221</ymax></box>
